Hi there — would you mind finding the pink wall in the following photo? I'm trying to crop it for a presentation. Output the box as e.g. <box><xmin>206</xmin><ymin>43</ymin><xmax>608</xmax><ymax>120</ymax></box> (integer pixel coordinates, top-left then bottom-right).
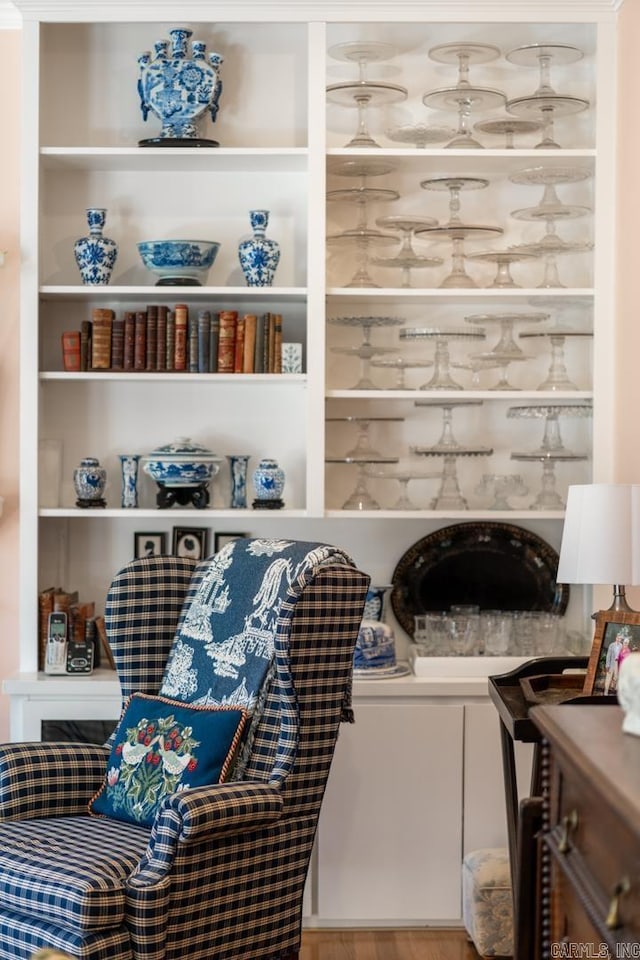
<box><xmin>0</xmin><ymin>28</ymin><xmax>20</xmax><ymax>740</ymax></box>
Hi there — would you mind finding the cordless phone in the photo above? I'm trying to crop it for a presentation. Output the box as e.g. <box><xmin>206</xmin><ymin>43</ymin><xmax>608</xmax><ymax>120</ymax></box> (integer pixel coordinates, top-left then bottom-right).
<box><xmin>44</xmin><ymin>611</ymin><xmax>68</xmax><ymax>675</ymax></box>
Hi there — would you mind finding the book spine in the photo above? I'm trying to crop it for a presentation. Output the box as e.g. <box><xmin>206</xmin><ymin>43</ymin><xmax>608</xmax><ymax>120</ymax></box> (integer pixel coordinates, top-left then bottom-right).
<box><xmin>188</xmin><ymin>307</ymin><xmax>199</xmax><ymax>373</ymax></box>
<box><xmin>209</xmin><ymin>313</ymin><xmax>220</xmax><ymax>373</ymax></box>
<box><xmin>254</xmin><ymin>314</ymin><xmax>265</xmax><ymax>374</ymax></box>
<box><xmin>134</xmin><ymin>311</ymin><xmax>147</xmax><ymax>371</ymax></box>
<box><xmin>174</xmin><ymin>303</ymin><xmax>188</xmax><ymax>372</ymax></box>
<box><xmin>110</xmin><ymin>317</ymin><xmax>125</xmax><ymax>371</ymax></box>
<box><xmin>217</xmin><ymin>311</ymin><xmax>237</xmax><ymax>374</ymax></box>
<box><xmin>166</xmin><ymin>310</ymin><xmax>176</xmax><ymax>372</ymax></box>
<box><xmin>272</xmin><ymin>313</ymin><xmax>283</xmax><ymax>374</ymax></box>
<box><xmin>38</xmin><ymin>587</ymin><xmax>55</xmax><ymax>671</ymax></box>
<box><xmin>233</xmin><ymin>315</ymin><xmax>246</xmax><ymax>373</ymax></box>
<box><xmin>91</xmin><ymin>308</ymin><xmax>114</xmax><ymax>370</ymax></box>
<box><xmin>198</xmin><ymin>310</ymin><xmax>211</xmax><ymax>374</ymax></box>
<box><xmin>61</xmin><ymin>331</ymin><xmax>81</xmax><ymax>372</ymax></box>
<box><xmin>80</xmin><ymin>320</ymin><xmax>92</xmax><ymax>372</ymax></box>
<box><xmin>268</xmin><ymin>313</ymin><xmax>276</xmax><ymax>373</ymax></box>
<box><xmin>146</xmin><ymin>305</ymin><xmax>158</xmax><ymax>371</ymax></box>
<box><xmin>156</xmin><ymin>305</ymin><xmax>168</xmax><ymax>371</ymax></box>
<box><xmin>123</xmin><ymin>312</ymin><xmax>135</xmax><ymax>371</ymax></box>
<box><xmin>243</xmin><ymin>314</ymin><xmax>257</xmax><ymax>373</ymax></box>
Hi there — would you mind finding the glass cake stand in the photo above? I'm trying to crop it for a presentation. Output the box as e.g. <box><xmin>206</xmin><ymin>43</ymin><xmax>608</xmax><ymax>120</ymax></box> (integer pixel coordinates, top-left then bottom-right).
<box><xmin>327</xmin><ymin>41</ymin><xmax>408</xmax><ymax>148</ymax></box>
<box><xmin>475</xmin><ymin>473</ymin><xmax>529</xmax><ymax>509</ymax></box>
<box><xmin>385</xmin><ymin>122</ymin><xmax>456</xmax><ymax>148</ymax></box>
<box><xmin>371</xmin><ymin>215</ymin><xmax>443</xmax><ymax>287</ymax></box>
<box><xmin>413</xmin><ymin>397</ymin><xmax>485</xmax><ymax>450</ymax></box>
<box><xmin>464</xmin><ymin>310</ymin><xmax>550</xmax><ymax>356</ymax></box>
<box><xmin>326</xmin><ymin>415</ymin><xmax>404</xmax><ymax>458</ymax></box>
<box><xmin>473</xmin><ymin>117</ymin><xmax>542</xmax><ymax>148</ymax></box>
<box><xmin>518</xmin><ymin>329</ymin><xmax>593</xmax><ymax>390</ymax></box>
<box><xmin>467</xmin><ymin>249</ymin><xmax>539</xmax><ymax>288</ymax></box>
<box><xmin>410</xmin><ymin>447</ymin><xmax>494</xmax><ymax>510</ymax></box>
<box><xmin>399</xmin><ymin>327</ymin><xmax>486</xmax><ymax>389</ymax></box>
<box><xmin>467</xmin><ymin>351</ymin><xmax>530</xmax><ymax>391</ymax></box>
<box><xmin>327</xmin><ymin>181</ymin><xmax>400</xmax><ymax>287</ymax></box>
<box><xmin>328</xmin><ymin>314</ymin><xmax>406</xmax><ymax>388</ymax></box>
<box><xmin>325</xmin><ymin>456</ymin><xmax>399</xmax><ymax>510</ymax></box>
<box><xmin>369</xmin><ymin>355</ymin><xmax>434</xmax><ymax>389</ymax></box>
<box><xmin>365</xmin><ymin>463</ymin><xmax>440</xmax><ymax>509</ymax></box>
<box><xmin>505</xmin><ymin>43</ymin><xmax>589</xmax><ymax>149</ymax></box>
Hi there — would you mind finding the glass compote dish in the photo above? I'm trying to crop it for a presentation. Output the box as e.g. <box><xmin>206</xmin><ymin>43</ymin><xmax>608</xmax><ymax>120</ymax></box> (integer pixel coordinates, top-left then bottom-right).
<box><xmin>325</xmin><ymin>455</ymin><xmax>399</xmax><ymax>510</ymax></box>
<box><xmin>370</xmin><ymin>215</ymin><xmax>443</xmax><ymax>288</ymax></box>
<box><xmin>369</xmin><ymin>355</ymin><xmax>434</xmax><ymax>390</ymax></box>
<box><xmin>473</xmin><ymin>116</ymin><xmax>543</xmax><ymax>148</ymax></box>
<box><xmin>328</xmin><ymin>314</ymin><xmax>405</xmax><ymax>389</ymax></box>
<box><xmin>505</xmin><ymin>43</ymin><xmax>589</xmax><ymax>149</ymax></box>
<box><xmin>475</xmin><ymin>473</ymin><xmax>529</xmax><ymax>509</ymax></box>
<box><xmin>422</xmin><ymin>42</ymin><xmax>506</xmax><ymax>149</ymax></box>
<box><xmin>385</xmin><ymin>121</ymin><xmax>456</xmax><ymax>148</ymax></box>
<box><xmin>325</xmin><ymin>415</ymin><xmax>405</xmax><ymax>458</ymax></box>
<box><xmin>400</xmin><ymin>326</ymin><xmax>486</xmax><ymax>389</ymax></box>
<box><xmin>508</xmin><ymin>402</ymin><xmax>592</xmax><ymax>509</ymax></box>
<box><xmin>467</xmin><ymin>249</ymin><xmax>539</xmax><ymax>288</ymax></box>
<box><xmin>416</xmin><ymin>176</ymin><xmax>504</xmax><ymax>288</ymax></box>
<box><xmin>467</xmin><ymin>351</ymin><xmax>530</xmax><ymax>391</ymax></box>
<box><xmin>326</xmin><ymin>41</ymin><xmax>408</xmax><ymax>148</ymax></box>
<box><xmin>365</xmin><ymin>461</ymin><xmax>440</xmax><ymax>510</ymax></box>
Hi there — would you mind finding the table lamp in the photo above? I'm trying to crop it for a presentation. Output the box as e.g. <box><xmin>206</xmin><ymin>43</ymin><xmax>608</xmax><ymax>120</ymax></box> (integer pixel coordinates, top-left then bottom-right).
<box><xmin>557</xmin><ymin>483</ymin><xmax>640</xmax><ymax>612</ymax></box>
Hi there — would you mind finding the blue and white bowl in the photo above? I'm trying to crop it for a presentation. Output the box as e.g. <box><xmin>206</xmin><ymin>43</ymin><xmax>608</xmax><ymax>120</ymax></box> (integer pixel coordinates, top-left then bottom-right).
<box><xmin>142</xmin><ymin>437</ymin><xmax>223</xmax><ymax>488</ymax></box>
<box><xmin>137</xmin><ymin>239</ymin><xmax>220</xmax><ymax>286</ymax></box>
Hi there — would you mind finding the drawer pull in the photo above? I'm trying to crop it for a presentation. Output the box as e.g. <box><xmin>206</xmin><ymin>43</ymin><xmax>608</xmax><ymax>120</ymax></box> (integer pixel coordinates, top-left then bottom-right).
<box><xmin>558</xmin><ymin>809</ymin><xmax>579</xmax><ymax>853</ymax></box>
<box><xmin>606</xmin><ymin>877</ymin><xmax>631</xmax><ymax>929</ymax></box>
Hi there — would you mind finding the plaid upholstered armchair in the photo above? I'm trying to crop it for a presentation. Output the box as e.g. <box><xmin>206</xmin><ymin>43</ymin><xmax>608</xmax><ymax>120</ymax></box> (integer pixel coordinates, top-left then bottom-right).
<box><xmin>0</xmin><ymin>538</ymin><xmax>369</xmax><ymax>960</ymax></box>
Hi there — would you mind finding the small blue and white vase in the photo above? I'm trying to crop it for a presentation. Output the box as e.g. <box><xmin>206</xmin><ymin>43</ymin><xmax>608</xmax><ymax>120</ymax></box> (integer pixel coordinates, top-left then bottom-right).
<box><xmin>73</xmin><ymin>208</ymin><xmax>118</xmax><ymax>285</ymax></box>
<box><xmin>238</xmin><ymin>210</ymin><xmax>280</xmax><ymax>287</ymax></box>
<box><xmin>73</xmin><ymin>457</ymin><xmax>107</xmax><ymax>508</ymax></box>
<box><xmin>252</xmin><ymin>457</ymin><xmax>285</xmax><ymax>509</ymax></box>
<box><xmin>119</xmin><ymin>454</ymin><xmax>140</xmax><ymax>508</ymax></box>
<box><xmin>227</xmin><ymin>454</ymin><xmax>250</xmax><ymax>509</ymax></box>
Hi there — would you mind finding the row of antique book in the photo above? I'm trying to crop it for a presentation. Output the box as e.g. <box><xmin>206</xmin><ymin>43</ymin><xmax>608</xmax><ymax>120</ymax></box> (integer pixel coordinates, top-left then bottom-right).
<box><xmin>38</xmin><ymin>586</ymin><xmax>115</xmax><ymax>672</ymax></box>
<box><xmin>61</xmin><ymin>306</ymin><xmax>285</xmax><ymax>374</ymax></box>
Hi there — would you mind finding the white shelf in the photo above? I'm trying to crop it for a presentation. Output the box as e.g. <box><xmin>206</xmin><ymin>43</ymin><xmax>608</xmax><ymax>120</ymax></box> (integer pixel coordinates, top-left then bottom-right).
<box><xmin>39</xmin><ymin>285</ymin><xmax>308</xmax><ymax>301</ymax></box>
<box><xmin>39</xmin><ymin>507</ymin><xmax>310</xmax><ymax>518</ymax></box>
<box><xmin>326</xmin><ymin>389</ymin><xmax>593</xmax><ymax>401</ymax></box>
<box><xmin>40</xmin><ymin>372</ymin><xmax>306</xmax><ymax>383</ymax></box>
<box><xmin>40</xmin><ymin>146</ymin><xmax>309</xmax><ymax>172</ymax></box>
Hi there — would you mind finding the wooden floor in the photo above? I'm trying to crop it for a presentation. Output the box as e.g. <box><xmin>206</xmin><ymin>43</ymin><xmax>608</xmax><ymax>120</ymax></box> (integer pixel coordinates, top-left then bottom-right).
<box><xmin>300</xmin><ymin>929</ymin><xmax>483</xmax><ymax>960</ymax></box>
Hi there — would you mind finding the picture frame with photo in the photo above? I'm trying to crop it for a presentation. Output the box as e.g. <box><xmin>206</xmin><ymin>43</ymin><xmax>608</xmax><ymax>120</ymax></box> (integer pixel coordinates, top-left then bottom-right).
<box><xmin>134</xmin><ymin>532</ymin><xmax>167</xmax><ymax>559</ymax></box>
<box><xmin>583</xmin><ymin>609</ymin><xmax>640</xmax><ymax>696</ymax></box>
<box><xmin>214</xmin><ymin>532</ymin><xmax>247</xmax><ymax>553</ymax></box>
<box><xmin>172</xmin><ymin>527</ymin><xmax>210</xmax><ymax>561</ymax></box>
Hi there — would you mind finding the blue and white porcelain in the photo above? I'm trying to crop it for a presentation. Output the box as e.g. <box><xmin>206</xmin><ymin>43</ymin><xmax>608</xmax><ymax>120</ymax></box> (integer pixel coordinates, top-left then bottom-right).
<box><xmin>142</xmin><ymin>437</ymin><xmax>223</xmax><ymax>487</ymax></box>
<box><xmin>73</xmin><ymin>208</ymin><xmax>118</xmax><ymax>285</ymax></box>
<box><xmin>137</xmin><ymin>239</ymin><xmax>220</xmax><ymax>286</ymax></box>
<box><xmin>252</xmin><ymin>458</ymin><xmax>285</xmax><ymax>502</ymax></box>
<box><xmin>73</xmin><ymin>457</ymin><xmax>107</xmax><ymax>506</ymax></box>
<box><xmin>119</xmin><ymin>454</ymin><xmax>140</xmax><ymax>508</ymax></box>
<box><xmin>238</xmin><ymin>210</ymin><xmax>281</xmax><ymax>287</ymax></box>
<box><xmin>137</xmin><ymin>28</ymin><xmax>224</xmax><ymax>146</ymax></box>
<box><xmin>227</xmin><ymin>454</ymin><xmax>250</xmax><ymax>509</ymax></box>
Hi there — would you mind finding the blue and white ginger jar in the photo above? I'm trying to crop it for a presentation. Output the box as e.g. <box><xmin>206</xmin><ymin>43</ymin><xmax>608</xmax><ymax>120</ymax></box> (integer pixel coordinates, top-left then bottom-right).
<box><xmin>238</xmin><ymin>210</ymin><xmax>281</xmax><ymax>287</ymax></box>
<box><xmin>73</xmin><ymin>208</ymin><xmax>118</xmax><ymax>285</ymax></box>
<box><xmin>252</xmin><ymin>458</ymin><xmax>285</xmax><ymax>501</ymax></box>
<box><xmin>73</xmin><ymin>457</ymin><xmax>107</xmax><ymax>502</ymax></box>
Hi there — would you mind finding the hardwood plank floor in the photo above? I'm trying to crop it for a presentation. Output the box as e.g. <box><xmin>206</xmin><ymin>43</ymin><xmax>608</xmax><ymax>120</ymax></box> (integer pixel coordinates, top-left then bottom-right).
<box><xmin>300</xmin><ymin>929</ymin><xmax>484</xmax><ymax>960</ymax></box>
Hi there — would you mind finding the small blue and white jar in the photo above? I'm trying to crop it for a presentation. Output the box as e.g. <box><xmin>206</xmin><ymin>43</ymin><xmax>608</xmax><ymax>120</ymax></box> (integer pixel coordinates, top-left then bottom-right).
<box><xmin>119</xmin><ymin>454</ymin><xmax>140</xmax><ymax>508</ymax></box>
<box><xmin>73</xmin><ymin>208</ymin><xmax>118</xmax><ymax>285</ymax></box>
<box><xmin>227</xmin><ymin>454</ymin><xmax>250</xmax><ymax>509</ymax></box>
<box><xmin>238</xmin><ymin>210</ymin><xmax>280</xmax><ymax>287</ymax></box>
<box><xmin>252</xmin><ymin>458</ymin><xmax>285</xmax><ymax>507</ymax></box>
<box><xmin>73</xmin><ymin>457</ymin><xmax>107</xmax><ymax>507</ymax></box>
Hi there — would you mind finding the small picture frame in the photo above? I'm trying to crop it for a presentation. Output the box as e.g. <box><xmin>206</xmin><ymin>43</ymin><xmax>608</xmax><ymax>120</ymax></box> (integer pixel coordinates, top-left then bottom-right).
<box><xmin>172</xmin><ymin>526</ymin><xmax>210</xmax><ymax>561</ymax></box>
<box><xmin>583</xmin><ymin>610</ymin><xmax>640</xmax><ymax>695</ymax></box>
<box><xmin>134</xmin><ymin>532</ymin><xmax>167</xmax><ymax>559</ymax></box>
<box><xmin>214</xmin><ymin>532</ymin><xmax>246</xmax><ymax>553</ymax></box>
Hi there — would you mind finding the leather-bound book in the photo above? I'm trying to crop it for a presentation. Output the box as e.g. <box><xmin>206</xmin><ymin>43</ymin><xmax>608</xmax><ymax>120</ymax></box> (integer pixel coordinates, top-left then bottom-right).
<box><xmin>156</xmin><ymin>305</ymin><xmax>168</xmax><ymax>370</ymax></box>
<box><xmin>267</xmin><ymin>312</ymin><xmax>277</xmax><ymax>372</ymax></box>
<box><xmin>188</xmin><ymin>307</ymin><xmax>199</xmax><ymax>372</ymax></box>
<box><xmin>243</xmin><ymin>314</ymin><xmax>257</xmax><ymax>373</ymax></box>
<box><xmin>123</xmin><ymin>312</ymin><xmax>135</xmax><ymax>370</ymax></box>
<box><xmin>217</xmin><ymin>310</ymin><xmax>237</xmax><ymax>373</ymax></box>
<box><xmin>165</xmin><ymin>310</ymin><xmax>175</xmax><ymax>371</ymax></box>
<box><xmin>61</xmin><ymin>331</ymin><xmax>81</xmax><ymax>372</ymax></box>
<box><xmin>198</xmin><ymin>310</ymin><xmax>211</xmax><ymax>373</ymax></box>
<box><xmin>209</xmin><ymin>312</ymin><xmax>220</xmax><ymax>372</ymax></box>
<box><xmin>110</xmin><ymin>317</ymin><xmax>125</xmax><ymax>370</ymax></box>
<box><xmin>272</xmin><ymin>314</ymin><xmax>283</xmax><ymax>374</ymax></box>
<box><xmin>91</xmin><ymin>308</ymin><xmax>114</xmax><ymax>369</ymax></box>
<box><xmin>80</xmin><ymin>320</ymin><xmax>92</xmax><ymax>371</ymax></box>
<box><xmin>254</xmin><ymin>314</ymin><xmax>265</xmax><ymax>373</ymax></box>
<box><xmin>174</xmin><ymin>303</ymin><xmax>188</xmax><ymax>371</ymax></box>
<box><xmin>134</xmin><ymin>311</ymin><xmax>147</xmax><ymax>371</ymax></box>
<box><xmin>38</xmin><ymin>586</ymin><xmax>56</xmax><ymax>670</ymax></box>
<box><xmin>146</xmin><ymin>305</ymin><xmax>158</xmax><ymax>371</ymax></box>
<box><xmin>233</xmin><ymin>314</ymin><xmax>246</xmax><ymax>373</ymax></box>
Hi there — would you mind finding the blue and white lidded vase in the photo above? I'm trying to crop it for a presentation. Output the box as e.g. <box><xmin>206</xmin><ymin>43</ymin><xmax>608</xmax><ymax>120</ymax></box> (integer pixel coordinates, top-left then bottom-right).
<box><xmin>73</xmin><ymin>457</ymin><xmax>107</xmax><ymax>508</ymax></box>
<box><xmin>119</xmin><ymin>454</ymin><xmax>141</xmax><ymax>509</ymax></box>
<box><xmin>73</xmin><ymin>208</ymin><xmax>118</xmax><ymax>285</ymax></box>
<box><xmin>238</xmin><ymin>210</ymin><xmax>281</xmax><ymax>287</ymax></box>
<box><xmin>227</xmin><ymin>454</ymin><xmax>250</xmax><ymax>509</ymax></box>
<box><xmin>252</xmin><ymin>458</ymin><xmax>285</xmax><ymax>509</ymax></box>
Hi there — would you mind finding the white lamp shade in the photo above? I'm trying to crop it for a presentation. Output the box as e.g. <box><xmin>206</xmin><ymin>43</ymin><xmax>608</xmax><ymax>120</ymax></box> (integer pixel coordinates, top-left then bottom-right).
<box><xmin>557</xmin><ymin>483</ymin><xmax>640</xmax><ymax>585</ymax></box>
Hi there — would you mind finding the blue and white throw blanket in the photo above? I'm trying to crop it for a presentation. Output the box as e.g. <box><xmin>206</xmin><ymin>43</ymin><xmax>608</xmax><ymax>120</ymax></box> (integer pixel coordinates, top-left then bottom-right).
<box><xmin>160</xmin><ymin>537</ymin><xmax>354</xmax><ymax>779</ymax></box>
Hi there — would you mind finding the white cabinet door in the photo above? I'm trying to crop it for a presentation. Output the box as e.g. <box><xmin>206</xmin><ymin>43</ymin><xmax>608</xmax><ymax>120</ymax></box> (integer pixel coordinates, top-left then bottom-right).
<box><xmin>316</xmin><ymin>702</ymin><xmax>464</xmax><ymax>922</ymax></box>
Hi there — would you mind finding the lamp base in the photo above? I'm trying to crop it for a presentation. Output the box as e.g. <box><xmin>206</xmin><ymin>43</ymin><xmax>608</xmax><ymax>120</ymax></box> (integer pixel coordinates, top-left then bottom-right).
<box><xmin>606</xmin><ymin>585</ymin><xmax>637</xmax><ymax>614</ymax></box>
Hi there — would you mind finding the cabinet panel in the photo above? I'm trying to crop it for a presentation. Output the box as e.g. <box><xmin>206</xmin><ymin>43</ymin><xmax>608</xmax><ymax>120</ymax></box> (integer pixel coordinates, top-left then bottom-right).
<box><xmin>316</xmin><ymin>702</ymin><xmax>464</xmax><ymax>921</ymax></box>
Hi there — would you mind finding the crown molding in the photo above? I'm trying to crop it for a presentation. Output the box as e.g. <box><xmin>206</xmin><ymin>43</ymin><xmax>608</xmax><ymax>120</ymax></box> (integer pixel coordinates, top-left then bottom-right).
<box><xmin>0</xmin><ymin>2</ymin><xmax>21</xmax><ymax>27</ymax></box>
<box><xmin>8</xmin><ymin>0</ymin><xmax>624</xmax><ymax>22</ymax></box>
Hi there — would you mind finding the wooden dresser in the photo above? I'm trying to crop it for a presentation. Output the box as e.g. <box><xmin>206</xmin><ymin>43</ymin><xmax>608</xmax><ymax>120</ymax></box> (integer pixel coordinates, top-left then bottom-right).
<box><xmin>531</xmin><ymin>705</ymin><xmax>640</xmax><ymax>956</ymax></box>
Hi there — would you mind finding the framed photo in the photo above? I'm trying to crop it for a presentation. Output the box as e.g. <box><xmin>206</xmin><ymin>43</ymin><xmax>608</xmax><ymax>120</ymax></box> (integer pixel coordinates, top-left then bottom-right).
<box><xmin>583</xmin><ymin>610</ymin><xmax>640</xmax><ymax>695</ymax></box>
<box><xmin>134</xmin><ymin>532</ymin><xmax>167</xmax><ymax>559</ymax></box>
<box><xmin>214</xmin><ymin>532</ymin><xmax>246</xmax><ymax>553</ymax></box>
<box><xmin>172</xmin><ymin>526</ymin><xmax>210</xmax><ymax>561</ymax></box>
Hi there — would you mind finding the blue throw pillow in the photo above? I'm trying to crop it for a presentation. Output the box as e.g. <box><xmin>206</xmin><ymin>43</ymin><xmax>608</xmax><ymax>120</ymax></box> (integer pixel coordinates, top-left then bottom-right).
<box><xmin>89</xmin><ymin>693</ymin><xmax>248</xmax><ymax>827</ymax></box>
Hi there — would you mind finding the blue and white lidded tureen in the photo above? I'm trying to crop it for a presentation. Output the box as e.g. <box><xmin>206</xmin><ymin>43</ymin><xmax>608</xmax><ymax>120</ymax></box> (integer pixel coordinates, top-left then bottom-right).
<box><xmin>142</xmin><ymin>437</ymin><xmax>223</xmax><ymax>509</ymax></box>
